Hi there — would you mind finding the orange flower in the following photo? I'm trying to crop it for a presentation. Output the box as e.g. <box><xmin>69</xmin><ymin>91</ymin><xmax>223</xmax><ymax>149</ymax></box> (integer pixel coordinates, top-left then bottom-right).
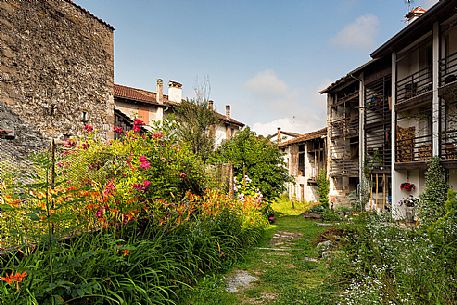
<box><xmin>1</xmin><ymin>271</ymin><xmax>27</xmax><ymax>285</ymax></box>
<box><xmin>122</xmin><ymin>249</ymin><xmax>129</xmax><ymax>256</ymax></box>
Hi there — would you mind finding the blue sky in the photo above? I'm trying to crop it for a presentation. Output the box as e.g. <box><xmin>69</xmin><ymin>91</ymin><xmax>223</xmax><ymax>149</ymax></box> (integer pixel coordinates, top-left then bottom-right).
<box><xmin>75</xmin><ymin>0</ymin><xmax>438</xmax><ymax>135</ymax></box>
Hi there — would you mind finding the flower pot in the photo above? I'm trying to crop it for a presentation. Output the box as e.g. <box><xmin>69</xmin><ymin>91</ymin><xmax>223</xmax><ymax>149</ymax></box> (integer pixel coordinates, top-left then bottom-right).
<box><xmin>405</xmin><ymin>206</ymin><xmax>415</xmax><ymax>223</ymax></box>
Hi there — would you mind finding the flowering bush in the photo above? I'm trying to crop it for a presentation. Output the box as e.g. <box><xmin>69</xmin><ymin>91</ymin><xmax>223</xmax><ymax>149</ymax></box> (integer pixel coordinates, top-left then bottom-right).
<box><xmin>0</xmin><ymin>122</ymin><xmax>268</xmax><ymax>304</ymax></box>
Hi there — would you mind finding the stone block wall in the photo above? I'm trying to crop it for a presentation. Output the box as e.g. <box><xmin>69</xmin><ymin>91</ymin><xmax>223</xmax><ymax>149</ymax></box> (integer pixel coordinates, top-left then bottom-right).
<box><xmin>0</xmin><ymin>0</ymin><xmax>114</xmax><ymax>161</ymax></box>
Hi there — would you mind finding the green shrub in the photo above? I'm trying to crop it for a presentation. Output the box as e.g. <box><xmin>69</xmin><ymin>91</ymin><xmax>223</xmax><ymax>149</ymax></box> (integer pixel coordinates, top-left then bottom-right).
<box><xmin>419</xmin><ymin>157</ymin><xmax>448</xmax><ymax>226</ymax></box>
<box><xmin>316</xmin><ymin>170</ymin><xmax>330</xmax><ymax>208</ymax></box>
<box><xmin>330</xmin><ymin>213</ymin><xmax>457</xmax><ymax>305</ymax></box>
<box><xmin>0</xmin><ymin>124</ymin><xmax>268</xmax><ymax>304</ymax></box>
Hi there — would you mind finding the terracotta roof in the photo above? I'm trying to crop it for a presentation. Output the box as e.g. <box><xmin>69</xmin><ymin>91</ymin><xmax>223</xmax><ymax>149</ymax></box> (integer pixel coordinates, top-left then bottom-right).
<box><xmin>215</xmin><ymin>113</ymin><xmax>244</xmax><ymax>127</ymax></box>
<box><xmin>114</xmin><ymin>84</ymin><xmax>164</xmax><ymax>106</ymax></box>
<box><xmin>114</xmin><ymin>84</ymin><xmax>245</xmax><ymax>127</ymax></box>
<box><xmin>278</xmin><ymin>127</ymin><xmax>327</xmax><ymax>147</ymax></box>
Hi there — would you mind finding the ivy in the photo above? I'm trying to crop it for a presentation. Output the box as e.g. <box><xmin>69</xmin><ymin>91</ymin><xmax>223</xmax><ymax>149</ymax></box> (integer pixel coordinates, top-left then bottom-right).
<box><xmin>316</xmin><ymin>170</ymin><xmax>330</xmax><ymax>208</ymax></box>
<box><xmin>419</xmin><ymin>157</ymin><xmax>448</xmax><ymax>226</ymax></box>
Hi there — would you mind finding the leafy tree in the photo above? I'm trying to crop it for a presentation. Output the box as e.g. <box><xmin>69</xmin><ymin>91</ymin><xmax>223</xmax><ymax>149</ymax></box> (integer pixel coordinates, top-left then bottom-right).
<box><xmin>174</xmin><ymin>99</ymin><xmax>218</xmax><ymax>161</ymax></box>
<box><xmin>214</xmin><ymin>127</ymin><xmax>291</xmax><ymax>201</ymax></box>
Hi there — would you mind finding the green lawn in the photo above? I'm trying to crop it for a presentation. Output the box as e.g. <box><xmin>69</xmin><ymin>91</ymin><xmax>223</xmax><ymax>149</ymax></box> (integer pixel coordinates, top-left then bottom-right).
<box><xmin>270</xmin><ymin>197</ymin><xmax>316</xmax><ymax>216</ymax></box>
<box><xmin>181</xmin><ymin>213</ymin><xmax>339</xmax><ymax>305</ymax></box>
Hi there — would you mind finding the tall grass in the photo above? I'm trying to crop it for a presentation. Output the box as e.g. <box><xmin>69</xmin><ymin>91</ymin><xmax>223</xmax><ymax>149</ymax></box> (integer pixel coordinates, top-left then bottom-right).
<box><xmin>0</xmin><ymin>209</ymin><xmax>266</xmax><ymax>304</ymax></box>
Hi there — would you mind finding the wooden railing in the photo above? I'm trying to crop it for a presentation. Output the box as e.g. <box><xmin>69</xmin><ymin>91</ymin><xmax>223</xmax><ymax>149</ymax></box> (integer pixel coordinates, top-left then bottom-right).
<box><xmin>396</xmin><ymin>67</ymin><xmax>432</xmax><ymax>105</ymax></box>
<box><xmin>441</xmin><ymin>130</ymin><xmax>457</xmax><ymax>160</ymax></box>
<box><xmin>440</xmin><ymin>51</ymin><xmax>457</xmax><ymax>87</ymax></box>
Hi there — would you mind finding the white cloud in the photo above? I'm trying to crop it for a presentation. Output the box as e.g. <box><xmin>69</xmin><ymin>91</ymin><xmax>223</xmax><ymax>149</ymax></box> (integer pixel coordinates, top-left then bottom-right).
<box><xmin>331</xmin><ymin>14</ymin><xmax>379</xmax><ymax>50</ymax></box>
<box><xmin>245</xmin><ymin>69</ymin><xmax>288</xmax><ymax>97</ymax></box>
<box><xmin>252</xmin><ymin>116</ymin><xmax>324</xmax><ymax>137</ymax></box>
<box><xmin>245</xmin><ymin>70</ymin><xmax>328</xmax><ymax>136</ymax></box>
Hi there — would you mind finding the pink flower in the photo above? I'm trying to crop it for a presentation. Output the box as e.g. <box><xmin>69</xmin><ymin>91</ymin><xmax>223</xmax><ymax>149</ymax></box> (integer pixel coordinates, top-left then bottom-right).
<box><xmin>113</xmin><ymin>126</ymin><xmax>123</xmax><ymax>134</ymax></box>
<box><xmin>139</xmin><ymin>156</ymin><xmax>151</xmax><ymax>170</ymax></box>
<box><xmin>133</xmin><ymin>119</ymin><xmax>145</xmax><ymax>126</ymax></box>
<box><xmin>84</xmin><ymin>124</ymin><xmax>93</xmax><ymax>132</ymax></box>
<box><xmin>96</xmin><ymin>209</ymin><xmax>103</xmax><ymax>218</ymax></box>
<box><xmin>63</xmin><ymin>139</ymin><xmax>76</xmax><ymax>148</ymax></box>
<box><xmin>81</xmin><ymin>143</ymin><xmax>89</xmax><ymax>150</ymax></box>
<box><xmin>132</xmin><ymin>180</ymin><xmax>150</xmax><ymax>191</ymax></box>
<box><xmin>103</xmin><ymin>180</ymin><xmax>115</xmax><ymax>196</ymax></box>
<box><xmin>133</xmin><ymin>119</ymin><xmax>145</xmax><ymax>133</ymax></box>
<box><xmin>179</xmin><ymin>172</ymin><xmax>187</xmax><ymax>179</ymax></box>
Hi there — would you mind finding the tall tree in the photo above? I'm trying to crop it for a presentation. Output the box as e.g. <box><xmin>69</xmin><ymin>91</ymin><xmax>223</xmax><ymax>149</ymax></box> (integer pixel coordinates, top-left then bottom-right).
<box><xmin>214</xmin><ymin>127</ymin><xmax>291</xmax><ymax>201</ymax></box>
<box><xmin>174</xmin><ymin>99</ymin><xmax>218</xmax><ymax>161</ymax></box>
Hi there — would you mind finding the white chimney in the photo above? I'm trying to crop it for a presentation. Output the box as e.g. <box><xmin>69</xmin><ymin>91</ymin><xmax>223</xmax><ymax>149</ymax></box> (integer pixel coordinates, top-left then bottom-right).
<box><xmin>156</xmin><ymin>79</ymin><xmax>163</xmax><ymax>105</ymax></box>
<box><xmin>405</xmin><ymin>7</ymin><xmax>426</xmax><ymax>25</ymax></box>
<box><xmin>225</xmin><ymin>105</ymin><xmax>231</xmax><ymax>118</ymax></box>
<box><xmin>168</xmin><ymin>80</ymin><xmax>182</xmax><ymax>103</ymax></box>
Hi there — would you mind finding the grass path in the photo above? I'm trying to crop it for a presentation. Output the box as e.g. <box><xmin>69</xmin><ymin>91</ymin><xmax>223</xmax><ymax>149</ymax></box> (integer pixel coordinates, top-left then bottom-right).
<box><xmin>182</xmin><ymin>213</ymin><xmax>339</xmax><ymax>305</ymax></box>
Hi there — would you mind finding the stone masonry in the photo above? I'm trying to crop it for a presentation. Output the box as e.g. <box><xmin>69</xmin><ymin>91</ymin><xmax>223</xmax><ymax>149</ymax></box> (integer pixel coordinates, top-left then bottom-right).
<box><xmin>0</xmin><ymin>0</ymin><xmax>114</xmax><ymax>161</ymax></box>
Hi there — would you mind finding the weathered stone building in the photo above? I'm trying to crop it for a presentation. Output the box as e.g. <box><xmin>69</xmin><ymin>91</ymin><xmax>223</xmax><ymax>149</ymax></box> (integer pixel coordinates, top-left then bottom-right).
<box><xmin>0</xmin><ymin>0</ymin><xmax>114</xmax><ymax>160</ymax></box>
<box><xmin>279</xmin><ymin>128</ymin><xmax>327</xmax><ymax>203</ymax></box>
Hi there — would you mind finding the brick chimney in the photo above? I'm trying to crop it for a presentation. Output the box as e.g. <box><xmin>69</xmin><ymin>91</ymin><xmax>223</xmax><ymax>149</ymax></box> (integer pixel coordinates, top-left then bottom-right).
<box><xmin>168</xmin><ymin>80</ymin><xmax>182</xmax><ymax>103</ymax></box>
<box><xmin>208</xmin><ymin>100</ymin><xmax>214</xmax><ymax>110</ymax></box>
<box><xmin>225</xmin><ymin>105</ymin><xmax>231</xmax><ymax>119</ymax></box>
<box><xmin>277</xmin><ymin>127</ymin><xmax>281</xmax><ymax>143</ymax></box>
<box><xmin>156</xmin><ymin>79</ymin><xmax>163</xmax><ymax>105</ymax></box>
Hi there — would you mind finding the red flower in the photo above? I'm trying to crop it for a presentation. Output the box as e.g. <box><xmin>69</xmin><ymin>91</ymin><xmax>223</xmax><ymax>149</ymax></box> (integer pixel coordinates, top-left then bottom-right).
<box><xmin>133</xmin><ymin>119</ymin><xmax>145</xmax><ymax>132</ymax></box>
<box><xmin>152</xmin><ymin>132</ymin><xmax>163</xmax><ymax>139</ymax></box>
<box><xmin>113</xmin><ymin>126</ymin><xmax>123</xmax><ymax>134</ymax></box>
<box><xmin>139</xmin><ymin>156</ymin><xmax>151</xmax><ymax>170</ymax></box>
<box><xmin>400</xmin><ymin>182</ymin><xmax>415</xmax><ymax>192</ymax></box>
<box><xmin>84</xmin><ymin>124</ymin><xmax>93</xmax><ymax>132</ymax></box>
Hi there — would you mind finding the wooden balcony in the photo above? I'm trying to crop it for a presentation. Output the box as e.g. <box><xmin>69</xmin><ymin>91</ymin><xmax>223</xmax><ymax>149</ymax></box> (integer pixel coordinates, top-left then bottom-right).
<box><xmin>396</xmin><ymin>67</ymin><xmax>432</xmax><ymax>111</ymax></box>
<box><xmin>439</xmin><ymin>51</ymin><xmax>457</xmax><ymax>98</ymax></box>
<box><xmin>395</xmin><ymin>126</ymin><xmax>432</xmax><ymax>169</ymax></box>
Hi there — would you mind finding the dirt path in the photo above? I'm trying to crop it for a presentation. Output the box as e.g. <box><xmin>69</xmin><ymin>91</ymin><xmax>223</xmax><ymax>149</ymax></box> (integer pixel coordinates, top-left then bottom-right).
<box><xmin>183</xmin><ymin>215</ymin><xmax>339</xmax><ymax>305</ymax></box>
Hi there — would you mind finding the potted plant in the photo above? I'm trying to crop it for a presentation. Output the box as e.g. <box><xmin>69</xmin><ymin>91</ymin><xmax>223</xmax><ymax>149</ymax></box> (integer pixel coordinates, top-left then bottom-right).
<box><xmin>398</xmin><ymin>195</ymin><xmax>419</xmax><ymax>222</ymax></box>
<box><xmin>400</xmin><ymin>182</ymin><xmax>416</xmax><ymax>192</ymax></box>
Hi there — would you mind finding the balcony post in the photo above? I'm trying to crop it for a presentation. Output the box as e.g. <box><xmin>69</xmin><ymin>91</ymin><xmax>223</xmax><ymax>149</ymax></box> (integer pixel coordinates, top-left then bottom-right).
<box><xmin>392</xmin><ymin>52</ymin><xmax>398</xmax><ymax>218</ymax></box>
<box><xmin>359</xmin><ymin>73</ymin><xmax>365</xmax><ymax>188</ymax></box>
<box><xmin>432</xmin><ymin>21</ymin><xmax>440</xmax><ymax>156</ymax></box>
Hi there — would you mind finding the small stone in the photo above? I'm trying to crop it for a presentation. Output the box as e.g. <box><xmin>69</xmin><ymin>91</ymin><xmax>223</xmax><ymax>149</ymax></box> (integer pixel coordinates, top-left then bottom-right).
<box><xmin>225</xmin><ymin>270</ymin><xmax>258</xmax><ymax>293</ymax></box>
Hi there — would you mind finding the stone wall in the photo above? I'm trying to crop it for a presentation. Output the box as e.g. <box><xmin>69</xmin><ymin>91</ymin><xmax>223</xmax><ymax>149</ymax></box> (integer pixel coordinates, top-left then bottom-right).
<box><xmin>0</xmin><ymin>0</ymin><xmax>114</xmax><ymax>161</ymax></box>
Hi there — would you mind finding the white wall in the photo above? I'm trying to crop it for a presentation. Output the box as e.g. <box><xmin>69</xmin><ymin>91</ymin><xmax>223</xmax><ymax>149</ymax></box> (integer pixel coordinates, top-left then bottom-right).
<box><xmin>215</xmin><ymin>124</ymin><xmax>227</xmax><ymax>147</ymax></box>
<box><xmin>392</xmin><ymin>169</ymin><xmax>425</xmax><ymax>220</ymax></box>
